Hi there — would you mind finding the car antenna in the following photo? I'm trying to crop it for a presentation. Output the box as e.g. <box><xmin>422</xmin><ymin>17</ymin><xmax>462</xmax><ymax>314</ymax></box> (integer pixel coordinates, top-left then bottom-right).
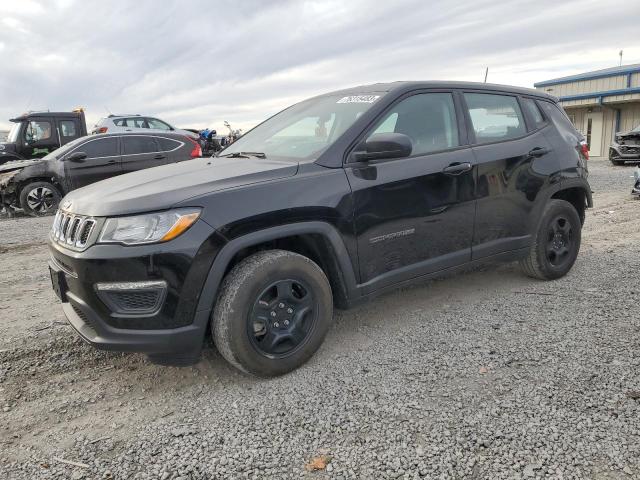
<box><xmin>484</xmin><ymin>67</ymin><xmax>489</xmax><ymax>83</ymax></box>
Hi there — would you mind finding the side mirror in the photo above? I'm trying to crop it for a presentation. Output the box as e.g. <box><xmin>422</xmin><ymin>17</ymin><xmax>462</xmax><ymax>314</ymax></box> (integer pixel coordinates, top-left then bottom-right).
<box><xmin>66</xmin><ymin>152</ymin><xmax>88</xmax><ymax>163</ymax></box>
<box><xmin>351</xmin><ymin>133</ymin><xmax>412</xmax><ymax>162</ymax></box>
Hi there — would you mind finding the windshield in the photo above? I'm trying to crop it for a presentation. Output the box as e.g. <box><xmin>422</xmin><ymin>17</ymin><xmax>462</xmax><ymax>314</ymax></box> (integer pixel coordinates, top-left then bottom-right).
<box><xmin>41</xmin><ymin>136</ymin><xmax>86</xmax><ymax>160</ymax></box>
<box><xmin>7</xmin><ymin>122</ymin><xmax>21</xmax><ymax>143</ymax></box>
<box><xmin>220</xmin><ymin>93</ymin><xmax>384</xmax><ymax>160</ymax></box>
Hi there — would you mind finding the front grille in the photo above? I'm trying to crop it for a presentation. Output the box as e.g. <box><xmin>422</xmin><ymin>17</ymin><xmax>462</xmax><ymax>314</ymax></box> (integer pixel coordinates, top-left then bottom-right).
<box><xmin>52</xmin><ymin>211</ymin><xmax>97</xmax><ymax>249</ymax></box>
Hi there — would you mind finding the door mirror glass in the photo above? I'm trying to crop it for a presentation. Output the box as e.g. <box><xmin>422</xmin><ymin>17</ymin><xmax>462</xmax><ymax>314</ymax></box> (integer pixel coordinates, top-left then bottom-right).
<box><xmin>66</xmin><ymin>151</ymin><xmax>87</xmax><ymax>162</ymax></box>
<box><xmin>352</xmin><ymin>133</ymin><xmax>412</xmax><ymax>161</ymax></box>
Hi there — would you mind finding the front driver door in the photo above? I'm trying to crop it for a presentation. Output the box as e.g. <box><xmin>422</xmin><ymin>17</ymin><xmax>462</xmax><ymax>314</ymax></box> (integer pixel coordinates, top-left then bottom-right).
<box><xmin>66</xmin><ymin>136</ymin><xmax>122</xmax><ymax>189</ymax></box>
<box><xmin>345</xmin><ymin>91</ymin><xmax>476</xmax><ymax>294</ymax></box>
<box><xmin>23</xmin><ymin>118</ymin><xmax>59</xmax><ymax>158</ymax></box>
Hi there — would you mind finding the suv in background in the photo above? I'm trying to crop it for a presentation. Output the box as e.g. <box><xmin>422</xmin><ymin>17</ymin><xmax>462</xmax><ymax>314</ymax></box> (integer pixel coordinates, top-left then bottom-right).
<box><xmin>2</xmin><ymin>132</ymin><xmax>201</xmax><ymax>215</ymax></box>
<box><xmin>48</xmin><ymin>81</ymin><xmax>591</xmax><ymax>376</ymax></box>
<box><xmin>92</xmin><ymin>115</ymin><xmax>198</xmax><ymax>139</ymax></box>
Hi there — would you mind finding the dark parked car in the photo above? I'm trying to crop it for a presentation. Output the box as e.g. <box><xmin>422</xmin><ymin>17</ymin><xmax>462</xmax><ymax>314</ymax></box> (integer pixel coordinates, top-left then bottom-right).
<box><xmin>0</xmin><ymin>132</ymin><xmax>201</xmax><ymax>215</ymax></box>
<box><xmin>48</xmin><ymin>81</ymin><xmax>592</xmax><ymax>376</ymax></box>
<box><xmin>609</xmin><ymin>124</ymin><xmax>640</xmax><ymax>165</ymax></box>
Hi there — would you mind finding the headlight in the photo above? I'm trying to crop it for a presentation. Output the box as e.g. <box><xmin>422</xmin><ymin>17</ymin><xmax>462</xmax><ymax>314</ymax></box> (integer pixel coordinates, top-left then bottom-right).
<box><xmin>99</xmin><ymin>208</ymin><xmax>201</xmax><ymax>245</ymax></box>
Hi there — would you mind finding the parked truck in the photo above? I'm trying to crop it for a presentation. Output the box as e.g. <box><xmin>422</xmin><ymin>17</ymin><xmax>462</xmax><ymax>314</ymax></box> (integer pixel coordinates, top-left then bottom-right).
<box><xmin>0</xmin><ymin>109</ymin><xmax>88</xmax><ymax>165</ymax></box>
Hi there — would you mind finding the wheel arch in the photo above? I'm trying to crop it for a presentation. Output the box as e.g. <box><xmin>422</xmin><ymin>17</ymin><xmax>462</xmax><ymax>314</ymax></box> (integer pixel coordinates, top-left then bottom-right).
<box><xmin>196</xmin><ymin>222</ymin><xmax>359</xmax><ymax>314</ymax></box>
<box><xmin>551</xmin><ymin>182</ymin><xmax>592</xmax><ymax>225</ymax></box>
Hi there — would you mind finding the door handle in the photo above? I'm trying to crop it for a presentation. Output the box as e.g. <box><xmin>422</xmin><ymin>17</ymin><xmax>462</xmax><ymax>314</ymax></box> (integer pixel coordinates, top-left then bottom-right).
<box><xmin>442</xmin><ymin>162</ymin><xmax>472</xmax><ymax>175</ymax></box>
<box><xmin>107</xmin><ymin>159</ymin><xmax>117</xmax><ymax>164</ymax></box>
<box><xmin>153</xmin><ymin>154</ymin><xmax>167</xmax><ymax>160</ymax></box>
<box><xmin>528</xmin><ymin>147</ymin><xmax>551</xmax><ymax>158</ymax></box>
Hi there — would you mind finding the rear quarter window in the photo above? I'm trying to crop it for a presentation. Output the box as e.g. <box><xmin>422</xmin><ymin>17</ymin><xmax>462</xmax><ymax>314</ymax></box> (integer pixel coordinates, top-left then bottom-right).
<box><xmin>156</xmin><ymin>137</ymin><xmax>182</xmax><ymax>151</ymax></box>
<box><xmin>521</xmin><ymin>98</ymin><xmax>546</xmax><ymax>130</ymax></box>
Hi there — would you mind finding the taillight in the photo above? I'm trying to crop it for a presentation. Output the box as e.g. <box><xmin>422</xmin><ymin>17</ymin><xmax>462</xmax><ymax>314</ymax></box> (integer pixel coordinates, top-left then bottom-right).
<box><xmin>579</xmin><ymin>141</ymin><xmax>589</xmax><ymax>160</ymax></box>
<box><xmin>185</xmin><ymin>136</ymin><xmax>202</xmax><ymax>158</ymax></box>
<box><xmin>97</xmin><ymin>127</ymin><xmax>108</xmax><ymax>134</ymax></box>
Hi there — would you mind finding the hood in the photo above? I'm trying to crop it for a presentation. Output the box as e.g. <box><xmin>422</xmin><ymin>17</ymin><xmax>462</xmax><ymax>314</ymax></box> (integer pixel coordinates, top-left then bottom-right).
<box><xmin>62</xmin><ymin>156</ymin><xmax>299</xmax><ymax>217</ymax></box>
<box><xmin>0</xmin><ymin>158</ymin><xmax>43</xmax><ymax>173</ymax></box>
<box><xmin>617</xmin><ymin>130</ymin><xmax>640</xmax><ymax>140</ymax></box>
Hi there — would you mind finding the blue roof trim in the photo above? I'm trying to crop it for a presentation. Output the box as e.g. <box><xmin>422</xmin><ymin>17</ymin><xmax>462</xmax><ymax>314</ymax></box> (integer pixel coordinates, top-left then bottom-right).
<box><xmin>558</xmin><ymin>86</ymin><xmax>640</xmax><ymax>102</ymax></box>
<box><xmin>534</xmin><ymin>65</ymin><xmax>640</xmax><ymax>87</ymax></box>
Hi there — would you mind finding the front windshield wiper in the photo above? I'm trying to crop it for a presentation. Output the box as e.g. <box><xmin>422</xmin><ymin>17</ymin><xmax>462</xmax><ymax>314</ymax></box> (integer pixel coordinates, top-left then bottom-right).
<box><xmin>217</xmin><ymin>151</ymin><xmax>267</xmax><ymax>159</ymax></box>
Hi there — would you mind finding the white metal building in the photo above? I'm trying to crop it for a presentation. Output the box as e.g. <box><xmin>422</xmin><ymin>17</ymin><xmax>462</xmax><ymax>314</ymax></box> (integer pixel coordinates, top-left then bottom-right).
<box><xmin>534</xmin><ymin>64</ymin><xmax>640</xmax><ymax>158</ymax></box>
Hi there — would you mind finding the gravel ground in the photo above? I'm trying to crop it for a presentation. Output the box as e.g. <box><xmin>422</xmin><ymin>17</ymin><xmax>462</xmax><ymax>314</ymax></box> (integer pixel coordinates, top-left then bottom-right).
<box><xmin>0</xmin><ymin>159</ymin><xmax>639</xmax><ymax>480</ymax></box>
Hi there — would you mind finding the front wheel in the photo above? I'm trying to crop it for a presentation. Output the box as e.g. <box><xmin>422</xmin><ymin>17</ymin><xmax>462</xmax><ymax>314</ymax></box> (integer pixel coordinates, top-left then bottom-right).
<box><xmin>19</xmin><ymin>182</ymin><xmax>61</xmax><ymax>216</ymax></box>
<box><xmin>212</xmin><ymin>250</ymin><xmax>333</xmax><ymax>377</ymax></box>
<box><xmin>519</xmin><ymin>199</ymin><xmax>582</xmax><ymax>280</ymax></box>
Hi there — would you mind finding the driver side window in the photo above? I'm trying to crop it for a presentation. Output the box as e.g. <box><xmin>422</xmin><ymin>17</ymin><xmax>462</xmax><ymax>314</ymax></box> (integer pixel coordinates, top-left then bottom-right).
<box><xmin>25</xmin><ymin>121</ymin><xmax>52</xmax><ymax>142</ymax></box>
<box><xmin>368</xmin><ymin>93</ymin><xmax>459</xmax><ymax>156</ymax></box>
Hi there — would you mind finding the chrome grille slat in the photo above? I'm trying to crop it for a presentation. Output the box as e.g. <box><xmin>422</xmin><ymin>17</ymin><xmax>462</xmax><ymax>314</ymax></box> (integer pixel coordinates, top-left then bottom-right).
<box><xmin>51</xmin><ymin>210</ymin><xmax>98</xmax><ymax>250</ymax></box>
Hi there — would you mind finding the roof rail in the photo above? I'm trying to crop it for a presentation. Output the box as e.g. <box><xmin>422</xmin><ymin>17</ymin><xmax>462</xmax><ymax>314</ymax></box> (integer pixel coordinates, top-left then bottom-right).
<box><xmin>108</xmin><ymin>114</ymin><xmax>140</xmax><ymax>118</ymax></box>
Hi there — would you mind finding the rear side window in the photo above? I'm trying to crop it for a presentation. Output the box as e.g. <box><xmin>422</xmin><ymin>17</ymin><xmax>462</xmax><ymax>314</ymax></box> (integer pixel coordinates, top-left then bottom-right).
<box><xmin>521</xmin><ymin>98</ymin><xmax>546</xmax><ymax>130</ymax></box>
<box><xmin>113</xmin><ymin>119</ymin><xmax>125</xmax><ymax>127</ymax></box>
<box><xmin>369</xmin><ymin>92</ymin><xmax>459</xmax><ymax>155</ymax></box>
<box><xmin>123</xmin><ymin>136</ymin><xmax>159</xmax><ymax>155</ymax></box>
<box><xmin>157</xmin><ymin>137</ymin><xmax>181</xmax><ymax>151</ymax></box>
<box><xmin>124</xmin><ymin>117</ymin><xmax>147</xmax><ymax>128</ymax></box>
<box><xmin>464</xmin><ymin>93</ymin><xmax>526</xmax><ymax>144</ymax></box>
<box><xmin>76</xmin><ymin>138</ymin><xmax>119</xmax><ymax>158</ymax></box>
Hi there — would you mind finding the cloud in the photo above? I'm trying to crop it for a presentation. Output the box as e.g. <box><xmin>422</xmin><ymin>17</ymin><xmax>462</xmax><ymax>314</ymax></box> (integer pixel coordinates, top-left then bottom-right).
<box><xmin>0</xmin><ymin>0</ymin><xmax>639</xmax><ymax>134</ymax></box>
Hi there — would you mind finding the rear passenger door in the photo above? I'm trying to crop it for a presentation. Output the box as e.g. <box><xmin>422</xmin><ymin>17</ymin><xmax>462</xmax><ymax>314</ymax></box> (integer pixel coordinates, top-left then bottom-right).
<box><xmin>121</xmin><ymin>135</ymin><xmax>168</xmax><ymax>174</ymax></box>
<box><xmin>66</xmin><ymin>137</ymin><xmax>122</xmax><ymax>189</ymax></box>
<box><xmin>461</xmin><ymin>92</ymin><xmax>554</xmax><ymax>259</ymax></box>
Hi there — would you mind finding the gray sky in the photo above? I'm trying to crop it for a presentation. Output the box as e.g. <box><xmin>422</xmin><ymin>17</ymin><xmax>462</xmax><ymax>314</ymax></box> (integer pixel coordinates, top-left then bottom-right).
<box><xmin>1</xmin><ymin>0</ymin><xmax>639</xmax><ymax>134</ymax></box>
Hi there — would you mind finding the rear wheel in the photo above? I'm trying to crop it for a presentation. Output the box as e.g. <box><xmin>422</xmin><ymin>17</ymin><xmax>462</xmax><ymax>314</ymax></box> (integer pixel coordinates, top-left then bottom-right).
<box><xmin>520</xmin><ymin>199</ymin><xmax>581</xmax><ymax>280</ymax></box>
<box><xmin>212</xmin><ymin>250</ymin><xmax>333</xmax><ymax>376</ymax></box>
<box><xmin>19</xmin><ymin>182</ymin><xmax>61</xmax><ymax>216</ymax></box>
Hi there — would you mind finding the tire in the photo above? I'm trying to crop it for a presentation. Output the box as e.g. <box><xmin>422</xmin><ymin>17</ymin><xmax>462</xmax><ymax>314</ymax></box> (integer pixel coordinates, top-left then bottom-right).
<box><xmin>19</xmin><ymin>182</ymin><xmax>61</xmax><ymax>216</ymax></box>
<box><xmin>212</xmin><ymin>250</ymin><xmax>333</xmax><ymax>377</ymax></box>
<box><xmin>520</xmin><ymin>199</ymin><xmax>582</xmax><ymax>280</ymax></box>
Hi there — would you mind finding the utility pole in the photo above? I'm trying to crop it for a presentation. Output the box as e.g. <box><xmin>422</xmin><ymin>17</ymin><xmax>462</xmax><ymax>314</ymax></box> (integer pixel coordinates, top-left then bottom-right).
<box><xmin>484</xmin><ymin>67</ymin><xmax>488</xmax><ymax>83</ymax></box>
<box><xmin>619</xmin><ymin>50</ymin><xmax>623</xmax><ymax>66</ymax></box>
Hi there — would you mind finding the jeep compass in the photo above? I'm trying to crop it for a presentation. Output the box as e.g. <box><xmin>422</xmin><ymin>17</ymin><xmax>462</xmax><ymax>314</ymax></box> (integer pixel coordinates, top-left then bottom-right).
<box><xmin>48</xmin><ymin>82</ymin><xmax>592</xmax><ymax>376</ymax></box>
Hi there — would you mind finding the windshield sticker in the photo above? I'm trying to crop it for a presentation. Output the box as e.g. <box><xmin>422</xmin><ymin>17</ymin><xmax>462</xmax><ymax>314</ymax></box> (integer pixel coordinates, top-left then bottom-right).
<box><xmin>337</xmin><ymin>95</ymin><xmax>380</xmax><ymax>104</ymax></box>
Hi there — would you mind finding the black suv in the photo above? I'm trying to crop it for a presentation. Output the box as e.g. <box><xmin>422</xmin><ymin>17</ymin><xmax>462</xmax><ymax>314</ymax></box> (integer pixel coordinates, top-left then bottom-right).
<box><xmin>48</xmin><ymin>82</ymin><xmax>592</xmax><ymax>376</ymax></box>
<box><xmin>1</xmin><ymin>132</ymin><xmax>201</xmax><ymax>215</ymax></box>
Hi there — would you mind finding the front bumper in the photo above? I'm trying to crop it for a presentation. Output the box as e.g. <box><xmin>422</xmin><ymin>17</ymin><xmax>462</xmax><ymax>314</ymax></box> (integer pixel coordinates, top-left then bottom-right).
<box><xmin>610</xmin><ymin>144</ymin><xmax>640</xmax><ymax>160</ymax></box>
<box><xmin>48</xmin><ymin>218</ymin><xmax>226</xmax><ymax>361</ymax></box>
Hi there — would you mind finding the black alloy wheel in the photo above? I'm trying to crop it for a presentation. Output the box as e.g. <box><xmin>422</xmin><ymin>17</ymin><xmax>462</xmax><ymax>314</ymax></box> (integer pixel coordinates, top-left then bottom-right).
<box><xmin>248</xmin><ymin>279</ymin><xmax>317</xmax><ymax>358</ymax></box>
<box><xmin>545</xmin><ymin>215</ymin><xmax>573</xmax><ymax>268</ymax></box>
